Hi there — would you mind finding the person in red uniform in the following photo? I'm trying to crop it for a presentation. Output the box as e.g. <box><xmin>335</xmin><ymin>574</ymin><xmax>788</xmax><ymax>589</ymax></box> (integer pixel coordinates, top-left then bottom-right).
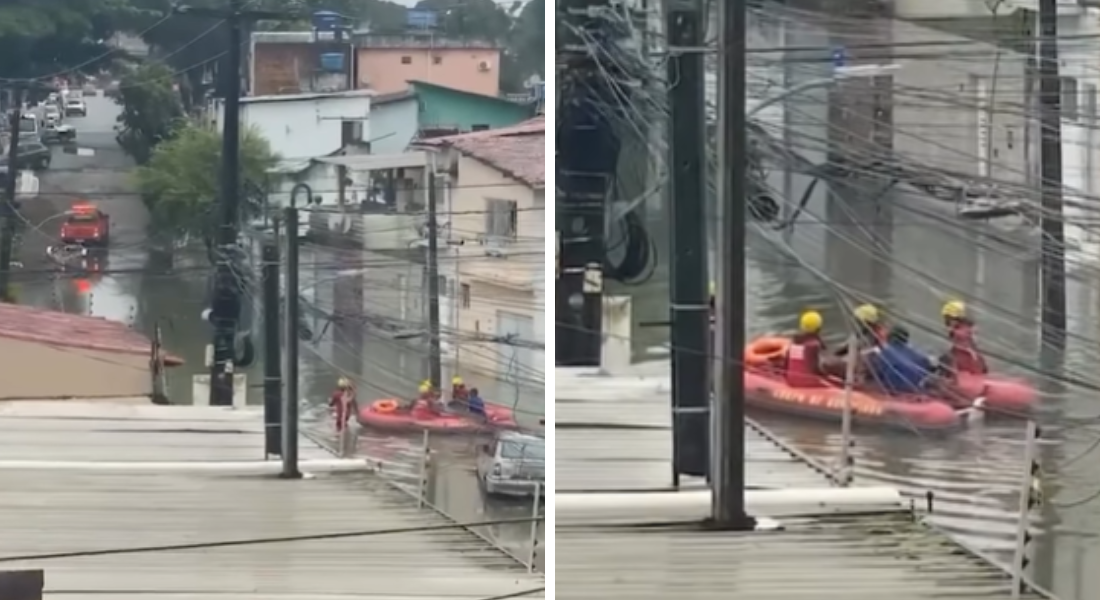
<box><xmin>451</xmin><ymin>375</ymin><xmax>469</xmax><ymax>404</ymax></box>
<box><xmin>329</xmin><ymin>377</ymin><xmax>357</xmax><ymax>432</ymax></box>
<box><xmin>412</xmin><ymin>380</ymin><xmax>440</xmax><ymax>415</ymax></box>
<box><xmin>785</xmin><ymin>310</ymin><xmax>827</xmax><ymax>387</ymax></box>
<box><xmin>940</xmin><ymin>300</ymin><xmax>988</xmax><ymax>375</ymax></box>
<box><xmin>853</xmin><ymin>303</ymin><xmax>887</xmax><ymax>347</ymax></box>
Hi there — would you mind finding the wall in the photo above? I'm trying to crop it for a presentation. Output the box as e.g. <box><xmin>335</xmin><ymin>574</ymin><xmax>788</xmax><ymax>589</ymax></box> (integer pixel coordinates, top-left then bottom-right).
<box><xmin>0</xmin><ymin>337</ymin><xmax>150</xmax><ymax>399</ymax></box>
<box><xmin>888</xmin><ymin>20</ymin><xmax>1029</xmax><ymax>184</ymax></box>
<box><xmin>250</xmin><ymin>41</ymin><xmax>354</xmax><ymax>96</ymax></box>
<box><xmin>450</xmin><ymin>156</ymin><xmax>543</xmax><ymax>379</ymax></box>
<box><xmin>1056</xmin><ymin>12</ymin><xmax>1100</xmax><ymax>263</ymax></box>
<box><xmin>356</xmin><ymin>47</ymin><xmax>501</xmax><ymax>96</ymax></box>
<box><xmin>370</xmin><ymin>96</ymin><xmax>420</xmax><ymax>154</ymax></box>
<box><xmin>217</xmin><ymin>93</ymin><xmax>372</xmax><ymax>160</ymax></box>
<box><xmin>415</xmin><ymin>83</ymin><xmax>532</xmax><ymax>130</ymax></box>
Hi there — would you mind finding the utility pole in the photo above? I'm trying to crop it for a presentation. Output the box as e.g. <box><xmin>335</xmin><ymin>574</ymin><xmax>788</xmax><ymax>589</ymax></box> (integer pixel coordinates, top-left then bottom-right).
<box><xmin>0</xmin><ymin>90</ymin><xmax>25</xmax><ymax>302</ymax></box>
<box><xmin>1037</xmin><ymin>0</ymin><xmax>1066</xmax><ymax>347</ymax></box>
<box><xmin>556</xmin><ymin>0</ymin><xmax>612</xmax><ymax>367</ymax></box>
<box><xmin>712</xmin><ymin>0</ymin><xmax>754</xmax><ymax>529</ymax></box>
<box><xmin>282</xmin><ymin>206</ymin><xmax>301</xmax><ymax>478</ymax></box>
<box><xmin>427</xmin><ymin>172</ymin><xmax>442</xmax><ymax>388</ymax></box>
<box><xmin>262</xmin><ymin>216</ymin><xmax>282</xmax><ymax>457</ymax></box>
<box><xmin>666</xmin><ymin>0</ymin><xmax>710</xmax><ymax>484</ymax></box>
<box><xmin>175</xmin><ymin>0</ymin><xmax>299</xmax><ymax>406</ymax></box>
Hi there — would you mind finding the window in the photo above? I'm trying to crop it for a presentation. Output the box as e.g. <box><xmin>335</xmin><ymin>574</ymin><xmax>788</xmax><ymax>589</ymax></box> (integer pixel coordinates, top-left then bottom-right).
<box><xmin>471</xmin><ymin>124</ymin><xmax>490</xmax><ymax>131</ymax></box>
<box><xmin>1062</xmin><ymin>76</ymin><xmax>1079</xmax><ymax>121</ymax></box>
<box><xmin>401</xmin><ymin>56</ymin><xmax>412</xmax><ymax>64</ymax></box>
<box><xmin>433</xmin><ymin>56</ymin><xmax>442</xmax><ymax>65</ymax></box>
<box><xmin>461</xmin><ymin>283</ymin><xmax>471</xmax><ymax>308</ymax></box>
<box><xmin>501</xmin><ymin>439</ymin><xmax>544</xmax><ymax>459</ymax></box>
<box><xmin>485</xmin><ymin>198</ymin><xmax>518</xmax><ymax>241</ymax></box>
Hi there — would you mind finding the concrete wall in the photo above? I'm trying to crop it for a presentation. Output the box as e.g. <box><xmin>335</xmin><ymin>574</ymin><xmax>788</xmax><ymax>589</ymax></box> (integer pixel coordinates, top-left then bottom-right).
<box><xmin>356</xmin><ymin>47</ymin><xmax>501</xmax><ymax>96</ymax></box>
<box><xmin>370</xmin><ymin>97</ymin><xmax>420</xmax><ymax>154</ymax></box>
<box><xmin>0</xmin><ymin>337</ymin><xmax>151</xmax><ymax>399</ymax></box>
<box><xmin>216</xmin><ymin>93</ymin><xmax>372</xmax><ymax>160</ymax></box>
<box><xmin>250</xmin><ymin>41</ymin><xmax>354</xmax><ymax>96</ymax></box>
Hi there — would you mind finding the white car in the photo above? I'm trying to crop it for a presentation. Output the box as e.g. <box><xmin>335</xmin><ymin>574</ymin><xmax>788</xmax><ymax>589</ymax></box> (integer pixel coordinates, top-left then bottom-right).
<box><xmin>64</xmin><ymin>100</ymin><xmax>86</xmax><ymax>117</ymax></box>
<box><xmin>477</xmin><ymin>431</ymin><xmax>545</xmax><ymax>497</ymax></box>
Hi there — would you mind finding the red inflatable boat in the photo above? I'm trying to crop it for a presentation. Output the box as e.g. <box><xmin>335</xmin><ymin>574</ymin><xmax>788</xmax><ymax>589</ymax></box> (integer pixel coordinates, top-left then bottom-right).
<box><xmin>744</xmin><ymin>371</ymin><xmax>961</xmax><ymax>431</ymax></box>
<box><xmin>357</xmin><ymin>398</ymin><xmax>518</xmax><ymax>433</ymax></box>
<box><xmin>744</xmin><ymin>336</ymin><xmax>1038</xmax><ymax>415</ymax></box>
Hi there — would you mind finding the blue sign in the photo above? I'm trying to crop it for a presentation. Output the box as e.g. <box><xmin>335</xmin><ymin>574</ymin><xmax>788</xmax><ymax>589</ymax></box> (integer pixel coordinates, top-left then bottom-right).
<box><xmin>406</xmin><ymin>9</ymin><xmax>438</xmax><ymax>29</ymax></box>
<box><xmin>832</xmin><ymin>47</ymin><xmax>847</xmax><ymax>68</ymax></box>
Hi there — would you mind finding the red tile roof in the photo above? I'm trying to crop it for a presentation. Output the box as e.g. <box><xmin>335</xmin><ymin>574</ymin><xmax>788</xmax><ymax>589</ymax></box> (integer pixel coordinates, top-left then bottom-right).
<box><xmin>420</xmin><ymin>117</ymin><xmax>545</xmax><ymax>188</ymax></box>
<box><xmin>0</xmin><ymin>303</ymin><xmax>183</xmax><ymax>365</ymax></box>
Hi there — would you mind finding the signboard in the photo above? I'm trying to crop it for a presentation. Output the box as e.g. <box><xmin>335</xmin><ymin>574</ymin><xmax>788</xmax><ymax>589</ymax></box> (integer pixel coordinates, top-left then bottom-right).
<box><xmin>406</xmin><ymin>9</ymin><xmax>438</xmax><ymax>29</ymax></box>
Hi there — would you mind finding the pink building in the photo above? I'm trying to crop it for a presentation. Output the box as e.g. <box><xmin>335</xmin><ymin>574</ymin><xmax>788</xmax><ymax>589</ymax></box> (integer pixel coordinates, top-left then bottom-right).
<box><xmin>355</xmin><ymin>35</ymin><xmax>501</xmax><ymax>97</ymax></box>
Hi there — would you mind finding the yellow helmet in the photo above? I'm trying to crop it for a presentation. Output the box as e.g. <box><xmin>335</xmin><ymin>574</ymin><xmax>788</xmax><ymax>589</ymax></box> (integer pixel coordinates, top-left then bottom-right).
<box><xmin>853</xmin><ymin>304</ymin><xmax>880</xmax><ymax>324</ymax></box>
<box><xmin>336</xmin><ymin>377</ymin><xmax>350</xmax><ymax>388</ymax></box>
<box><xmin>799</xmin><ymin>310</ymin><xmax>823</xmax><ymax>333</ymax></box>
<box><xmin>418</xmin><ymin>382</ymin><xmax>431</xmax><ymax>393</ymax></box>
<box><xmin>942</xmin><ymin>300</ymin><xmax>966</xmax><ymax>319</ymax></box>
<box><xmin>451</xmin><ymin>376</ymin><xmax>463</xmax><ymax>385</ymax></box>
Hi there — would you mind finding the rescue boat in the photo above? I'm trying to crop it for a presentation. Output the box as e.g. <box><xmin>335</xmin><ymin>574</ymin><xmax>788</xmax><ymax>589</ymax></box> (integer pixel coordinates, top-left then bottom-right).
<box><xmin>745</xmin><ymin>336</ymin><xmax>1038</xmax><ymax>416</ymax></box>
<box><xmin>743</xmin><ymin>337</ymin><xmax>960</xmax><ymax>431</ymax></box>
<box><xmin>357</xmin><ymin>398</ymin><xmax>518</xmax><ymax>434</ymax></box>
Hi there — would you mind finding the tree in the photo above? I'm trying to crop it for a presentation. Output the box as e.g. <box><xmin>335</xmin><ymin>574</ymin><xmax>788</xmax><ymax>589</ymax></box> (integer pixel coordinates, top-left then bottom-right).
<box><xmin>134</xmin><ymin>125</ymin><xmax>278</xmax><ymax>244</ymax></box>
<box><xmin>115</xmin><ymin>61</ymin><xmax>186</xmax><ymax>164</ymax></box>
<box><xmin>0</xmin><ymin>0</ymin><xmax>135</xmax><ymax>80</ymax></box>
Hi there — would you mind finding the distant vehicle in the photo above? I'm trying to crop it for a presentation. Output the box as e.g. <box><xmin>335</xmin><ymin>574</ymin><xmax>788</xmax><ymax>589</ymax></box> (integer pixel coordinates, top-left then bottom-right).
<box><xmin>18</xmin><ymin>114</ymin><xmax>39</xmax><ymax>139</ymax></box>
<box><xmin>41</xmin><ymin>122</ymin><xmax>75</xmax><ymax>144</ymax></box>
<box><xmin>64</xmin><ymin>100</ymin><xmax>86</xmax><ymax>117</ymax></box>
<box><xmin>60</xmin><ymin>203</ymin><xmax>110</xmax><ymax>246</ymax></box>
<box><xmin>477</xmin><ymin>431</ymin><xmax>545</xmax><ymax>497</ymax></box>
<box><xmin>0</xmin><ymin>139</ymin><xmax>51</xmax><ymax>170</ymax></box>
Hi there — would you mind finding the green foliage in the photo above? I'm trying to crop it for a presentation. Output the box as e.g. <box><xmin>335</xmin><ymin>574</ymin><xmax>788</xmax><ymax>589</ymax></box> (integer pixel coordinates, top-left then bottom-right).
<box><xmin>115</xmin><ymin>61</ymin><xmax>186</xmax><ymax>164</ymax></box>
<box><xmin>0</xmin><ymin>0</ymin><xmax>133</xmax><ymax>78</ymax></box>
<box><xmin>134</xmin><ymin>125</ymin><xmax>278</xmax><ymax>242</ymax></box>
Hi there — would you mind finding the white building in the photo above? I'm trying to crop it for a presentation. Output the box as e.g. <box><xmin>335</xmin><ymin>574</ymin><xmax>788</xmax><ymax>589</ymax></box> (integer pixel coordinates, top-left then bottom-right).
<box><xmin>418</xmin><ymin>117</ymin><xmax>545</xmax><ymax>381</ymax></box>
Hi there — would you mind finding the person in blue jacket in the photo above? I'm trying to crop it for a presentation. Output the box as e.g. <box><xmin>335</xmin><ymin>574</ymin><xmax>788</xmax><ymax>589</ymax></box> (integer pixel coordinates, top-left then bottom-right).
<box><xmin>866</xmin><ymin>325</ymin><xmax>936</xmax><ymax>395</ymax></box>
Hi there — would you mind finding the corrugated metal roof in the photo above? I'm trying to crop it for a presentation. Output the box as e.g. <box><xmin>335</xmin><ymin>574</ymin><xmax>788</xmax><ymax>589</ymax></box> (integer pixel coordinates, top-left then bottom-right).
<box><xmin>556</xmin><ymin>368</ymin><xmax>837</xmax><ymax>491</ymax></box>
<box><xmin>558</xmin><ymin>512</ymin><xmax>1050</xmax><ymax>599</ymax></box>
<box><xmin>0</xmin><ymin>402</ymin><xmax>543</xmax><ymax>599</ymax></box>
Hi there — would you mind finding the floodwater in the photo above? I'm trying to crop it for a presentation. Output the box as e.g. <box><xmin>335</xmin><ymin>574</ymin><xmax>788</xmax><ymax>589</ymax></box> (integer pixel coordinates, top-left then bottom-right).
<box><xmin>613</xmin><ymin>11</ymin><xmax>1100</xmax><ymax>600</ymax></box>
<box><xmin>15</xmin><ymin>93</ymin><xmax>542</xmax><ymax>568</ymax></box>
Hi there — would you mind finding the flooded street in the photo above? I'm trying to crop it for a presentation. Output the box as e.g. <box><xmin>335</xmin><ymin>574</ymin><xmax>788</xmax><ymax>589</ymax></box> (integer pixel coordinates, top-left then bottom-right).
<box><xmin>14</xmin><ymin>93</ymin><xmax>540</xmax><ymax>568</ymax></box>
<box><xmin>613</xmin><ymin>11</ymin><xmax>1100</xmax><ymax>600</ymax></box>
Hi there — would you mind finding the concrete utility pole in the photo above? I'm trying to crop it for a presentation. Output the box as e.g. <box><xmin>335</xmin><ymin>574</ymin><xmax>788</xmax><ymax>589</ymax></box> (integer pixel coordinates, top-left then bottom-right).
<box><xmin>175</xmin><ymin>0</ymin><xmax>299</xmax><ymax>406</ymax></box>
<box><xmin>665</xmin><ymin>0</ymin><xmax>710</xmax><ymax>484</ymax></box>
<box><xmin>1037</xmin><ymin>0</ymin><xmax>1066</xmax><ymax>346</ymax></box>
<box><xmin>712</xmin><ymin>0</ymin><xmax>754</xmax><ymax>529</ymax></box>
<box><xmin>282</xmin><ymin>206</ymin><xmax>301</xmax><ymax>479</ymax></box>
<box><xmin>556</xmin><ymin>0</ymin><xmax>613</xmax><ymax>367</ymax></box>
<box><xmin>427</xmin><ymin>171</ymin><xmax>442</xmax><ymax>388</ymax></box>
<box><xmin>0</xmin><ymin>89</ymin><xmax>25</xmax><ymax>302</ymax></box>
<box><xmin>262</xmin><ymin>216</ymin><xmax>282</xmax><ymax>457</ymax></box>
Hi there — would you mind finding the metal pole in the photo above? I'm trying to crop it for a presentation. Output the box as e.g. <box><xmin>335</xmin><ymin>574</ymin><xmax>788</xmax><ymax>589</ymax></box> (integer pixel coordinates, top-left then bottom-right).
<box><xmin>0</xmin><ymin>91</ymin><xmax>24</xmax><ymax>302</ymax></box>
<box><xmin>1011</xmin><ymin>419</ymin><xmax>1039</xmax><ymax>598</ymax></box>
<box><xmin>838</xmin><ymin>335</ymin><xmax>857</xmax><ymax>486</ymax></box>
<box><xmin>527</xmin><ymin>482</ymin><xmax>541</xmax><ymax>572</ymax></box>
<box><xmin>427</xmin><ymin>171</ymin><xmax>442</xmax><ymax>388</ymax></box>
<box><xmin>711</xmin><ymin>0</ymin><xmax>754</xmax><ymax>529</ymax></box>
<box><xmin>281</xmin><ymin>206</ymin><xmax>301</xmax><ymax>478</ymax></box>
<box><xmin>417</xmin><ymin>429</ymin><xmax>430</xmax><ymax>507</ymax></box>
<box><xmin>1038</xmin><ymin>0</ymin><xmax>1066</xmax><ymax>347</ymax></box>
<box><xmin>666</xmin><ymin>0</ymin><xmax>709</xmax><ymax>484</ymax></box>
<box><xmin>209</xmin><ymin>4</ymin><xmax>245</xmax><ymax>406</ymax></box>
<box><xmin>262</xmin><ymin>216</ymin><xmax>282</xmax><ymax>457</ymax></box>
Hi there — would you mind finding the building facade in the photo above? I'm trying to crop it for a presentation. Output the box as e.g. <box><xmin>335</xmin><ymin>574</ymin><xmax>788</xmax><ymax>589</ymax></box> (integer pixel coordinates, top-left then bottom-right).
<box><xmin>354</xmin><ymin>35</ymin><xmax>501</xmax><ymax>96</ymax></box>
<box><xmin>419</xmin><ymin>118</ymin><xmax>545</xmax><ymax>381</ymax></box>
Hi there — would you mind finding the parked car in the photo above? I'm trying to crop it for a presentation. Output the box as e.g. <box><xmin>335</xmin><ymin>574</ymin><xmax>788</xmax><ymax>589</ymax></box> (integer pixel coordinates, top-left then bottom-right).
<box><xmin>41</xmin><ymin>122</ymin><xmax>75</xmax><ymax>144</ymax></box>
<box><xmin>477</xmin><ymin>431</ymin><xmax>545</xmax><ymax>497</ymax></box>
<box><xmin>65</xmin><ymin>99</ymin><xmax>86</xmax><ymax>117</ymax></box>
<box><xmin>0</xmin><ymin>140</ymin><xmax>51</xmax><ymax>170</ymax></box>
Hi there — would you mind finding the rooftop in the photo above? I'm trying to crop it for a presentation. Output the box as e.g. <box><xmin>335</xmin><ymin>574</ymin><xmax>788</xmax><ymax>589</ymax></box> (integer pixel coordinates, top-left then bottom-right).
<box><xmin>556</xmin><ymin>367</ymin><xmax>1055</xmax><ymax>600</ymax></box>
<box><xmin>0</xmin><ymin>303</ymin><xmax>182</xmax><ymax>365</ymax></box>
<box><xmin>0</xmin><ymin>401</ymin><xmax>544</xmax><ymax>599</ymax></box>
<box><xmin>240</xmin><ymin>88</ymin><xmax>375</xmax><ymax>104</ymax></box>
<box><xmin>418</xmin><ymin>117</ymin><xmax>545</xmax><ymax>188</ymax></box>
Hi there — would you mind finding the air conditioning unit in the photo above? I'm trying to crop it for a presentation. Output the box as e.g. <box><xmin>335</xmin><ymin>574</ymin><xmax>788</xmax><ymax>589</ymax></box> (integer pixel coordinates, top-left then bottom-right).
<box><xmin>478</xmin><ymin>60</ymin><xmax>492</xmax><ymax>72</ymax></box>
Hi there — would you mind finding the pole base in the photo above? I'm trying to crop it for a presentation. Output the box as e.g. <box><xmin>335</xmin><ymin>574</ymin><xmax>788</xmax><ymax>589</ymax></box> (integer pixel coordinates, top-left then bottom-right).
<box><xmin>702</xmin><ymin>515</ymin><xmax>758</xmax><ymax>531</ymax></box>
